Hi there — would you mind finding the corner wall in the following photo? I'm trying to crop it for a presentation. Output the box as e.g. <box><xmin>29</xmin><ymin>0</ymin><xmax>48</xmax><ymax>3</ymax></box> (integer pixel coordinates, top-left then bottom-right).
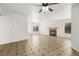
<box><xmin>0</xmin><ymin>13</ymin><xmax>28</xmax><ymax>45</ymax></box>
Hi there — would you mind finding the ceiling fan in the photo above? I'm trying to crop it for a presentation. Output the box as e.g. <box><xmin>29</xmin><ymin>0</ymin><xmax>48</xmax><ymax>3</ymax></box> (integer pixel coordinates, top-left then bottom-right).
<box><xmin>37</xmin><ymin>3</ymin><xmax>58</xmax><ymax>13</ymax></box>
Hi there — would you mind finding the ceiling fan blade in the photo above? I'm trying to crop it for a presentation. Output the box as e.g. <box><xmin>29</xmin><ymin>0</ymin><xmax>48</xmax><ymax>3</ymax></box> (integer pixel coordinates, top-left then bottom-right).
<box><xmin>48</xmin><ymin>8</ymin><xmax>53</xmax><ymax>12</ymax></box>
<box><xmin>48</xmin><ymin>3</ymin><xmax>59</xmax><ymax>5</ymax></box>
<box><xmin>34</xmin><ymin>3</ymin><xmax>59</xmax><ymax>6</ymax></box>
<box><xmin>39</xmin><ymin>9</ymin><xmax>42</xmax><ymax>12</ymax></box>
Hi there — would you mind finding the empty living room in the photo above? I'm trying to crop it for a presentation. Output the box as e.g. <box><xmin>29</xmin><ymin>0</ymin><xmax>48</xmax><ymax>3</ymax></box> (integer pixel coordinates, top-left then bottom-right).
<box><xmin>0</xmin><ymin>3</ymin><xmax>79</xmax><ymax>57</ymax></box>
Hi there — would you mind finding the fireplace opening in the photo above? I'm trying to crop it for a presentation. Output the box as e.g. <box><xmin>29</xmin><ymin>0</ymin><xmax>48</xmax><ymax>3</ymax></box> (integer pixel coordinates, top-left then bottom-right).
<box><xmin>49</xmin><ymin>27</ymin><xmax>57</xmax><ymax>36</ymax></box>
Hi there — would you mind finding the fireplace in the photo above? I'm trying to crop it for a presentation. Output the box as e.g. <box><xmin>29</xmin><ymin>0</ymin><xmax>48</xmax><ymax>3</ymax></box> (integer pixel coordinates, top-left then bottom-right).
<box><xmin>49</xmin><ymin>27</ymin><xmax>57</xmax><ymax>36</ymax></box>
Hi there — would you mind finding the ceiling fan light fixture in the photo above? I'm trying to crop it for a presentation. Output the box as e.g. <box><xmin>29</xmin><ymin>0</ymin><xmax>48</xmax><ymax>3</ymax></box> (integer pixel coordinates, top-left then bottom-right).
<box><xmin>42</xmin><ymin>6</ymin><xmax>45</xmax><ymax>11</ymax></box>
<box><xmin>45</xmin><ymin>6</ymin><xmax>48</xmax><ymax>11</ymax></box>
<box><xmin>42</xmin><ymin>6</ymin><xmax>48</xmax><ymax>12</ymax></box>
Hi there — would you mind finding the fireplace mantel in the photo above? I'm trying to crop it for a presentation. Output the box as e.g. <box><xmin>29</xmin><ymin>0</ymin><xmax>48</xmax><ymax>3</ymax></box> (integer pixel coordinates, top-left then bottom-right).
<box><xmin>49</xmin><ymin>27</ymin><xmax>58</xmax><ymax>30</ymax></box>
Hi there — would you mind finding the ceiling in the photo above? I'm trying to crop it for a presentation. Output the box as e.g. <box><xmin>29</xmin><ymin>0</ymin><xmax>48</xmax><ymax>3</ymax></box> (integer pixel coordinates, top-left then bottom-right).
<box><xmin>0</xmin><ymin>3</ymin><xmax>72</xmax><ymax>20</ymax></box>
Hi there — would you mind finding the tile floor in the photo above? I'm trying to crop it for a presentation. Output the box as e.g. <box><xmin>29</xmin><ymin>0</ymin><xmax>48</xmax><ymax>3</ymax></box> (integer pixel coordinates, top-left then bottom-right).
<box><xmin>0</xmin><ymin>34</ymin><xmax>79</xmax><ymax>56</ymax></box>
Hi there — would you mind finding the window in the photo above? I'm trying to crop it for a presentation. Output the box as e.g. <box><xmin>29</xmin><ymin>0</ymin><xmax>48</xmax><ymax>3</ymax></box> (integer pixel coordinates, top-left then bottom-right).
<box><xmin>33</xmin><ymin>26</ymin><xmax>39</xmax><ymax>31</ymax></box>
<box><xmin>65</xmin><ymin>22</ymin><xmax>71</xmax><ymax>34</ymax></box>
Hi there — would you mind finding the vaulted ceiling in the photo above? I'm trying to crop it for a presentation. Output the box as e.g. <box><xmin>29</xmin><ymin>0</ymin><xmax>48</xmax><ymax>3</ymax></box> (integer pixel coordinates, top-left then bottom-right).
<box><xmin>0</xmin><ymin>3</ymin><xmax>72</xmax><ymax>20</ymax></box>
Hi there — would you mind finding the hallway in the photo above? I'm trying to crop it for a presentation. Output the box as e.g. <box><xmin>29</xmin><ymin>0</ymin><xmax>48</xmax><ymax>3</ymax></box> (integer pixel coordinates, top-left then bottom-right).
<box><xmin>0</xmin><ymin>34</ymin><xmax>78</xmax><ymax>56</ymax></box>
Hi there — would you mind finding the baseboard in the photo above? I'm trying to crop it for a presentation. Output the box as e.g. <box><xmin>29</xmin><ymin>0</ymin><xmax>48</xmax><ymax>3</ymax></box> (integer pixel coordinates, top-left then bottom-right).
<box><xmin>57</xmin><ymin>36</ymin><xmax>71</xmax><ymax>39</ymax></box>
<box><xmin>72</xmin><ymin>48</ymin><xmax>79</xmax><ymax>56</ymax></box>
<box><xmin>0</xmin><ymin>39</ymin><xmax>28</xmax><ymax>45</ymax></box>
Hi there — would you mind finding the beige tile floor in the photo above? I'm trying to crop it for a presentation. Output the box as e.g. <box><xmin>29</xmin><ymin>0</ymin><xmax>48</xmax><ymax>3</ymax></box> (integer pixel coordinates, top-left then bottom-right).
<box><xmin>0</xmin><ymin>34</ymin><xmax>79</xmax><ymax>56</ymax></box>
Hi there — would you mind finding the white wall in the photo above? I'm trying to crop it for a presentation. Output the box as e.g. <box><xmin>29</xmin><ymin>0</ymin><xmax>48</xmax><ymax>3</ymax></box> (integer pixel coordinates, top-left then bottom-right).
<box><xmin>0</xmin><ymin>16</ymin><xmax>11</xmax><ymax>44</ymax></box>
<box><xmin>39</xmin><ymin>20</ymin><xmax>49</xmax><ymax>35</ymax></box>
<box><xmin>72</xmin><ymin>4</ymin><xmax>79</xmax><ymax>51</ymax></box>
<box><xmin>0</xmin><ymin>12</ymin><xmax>28</xmax><ymax>45</ymax></box>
